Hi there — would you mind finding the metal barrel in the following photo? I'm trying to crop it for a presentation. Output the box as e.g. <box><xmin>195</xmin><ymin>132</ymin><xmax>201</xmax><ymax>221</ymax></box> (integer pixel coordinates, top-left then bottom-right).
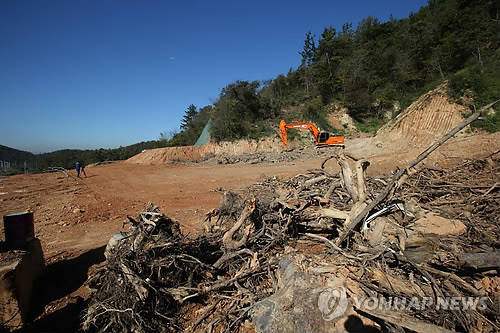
<box><xmin>3</xmin><ymin>211</ymin><xmax>35</xmax><ymax>247</ymax></box>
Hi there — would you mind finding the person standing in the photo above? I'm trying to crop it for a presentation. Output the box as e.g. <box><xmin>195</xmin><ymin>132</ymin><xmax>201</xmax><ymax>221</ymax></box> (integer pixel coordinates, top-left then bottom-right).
<box><xmin>75</xmin><ymin>161</ymin><xmax>81</xmax><ymax>178</ymax></box>
<box><xmin>80</xmin><ymin>161</ymin><xmax>87</xmax><ymax>177</ymax></box>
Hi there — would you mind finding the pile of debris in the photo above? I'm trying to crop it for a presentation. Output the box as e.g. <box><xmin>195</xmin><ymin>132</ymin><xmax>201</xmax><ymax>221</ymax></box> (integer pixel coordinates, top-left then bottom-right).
<box><xmin>83</xmin><ymin>102</ymin><xmax>499</xmax><ymax>333</ymax></box>
<box><xmin>83</xmin><ymin>150</ymin><xmax>499</xmax><ymax>332</ymax></box>
<box><xmin>210</xmin><ymin>147</ymin><xmax>332</xmax><ymax>165</ymax></box>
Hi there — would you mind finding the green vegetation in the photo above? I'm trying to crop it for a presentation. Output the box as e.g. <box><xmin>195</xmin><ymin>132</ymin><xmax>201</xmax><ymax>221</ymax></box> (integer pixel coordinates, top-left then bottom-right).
<box><xmin>157</xmin><ymin>0</ymin><xmax>498</xmax><ymax>144</ymax></box>
<box><xmin>300</xmin><ymin>97</ymin><xmax>334</xmax><ymax>132</ymax></box>
<box><xmin>163</xmin><ymin>104</ymin><xmax>212</xmax><ymax>146</ymax></box>
<box><xmin>449</xmin><ymin>55</ymin><xmax>500</xmax><ymax>131</ymax></box>
<box><xmin>211</xmin><ymin>81</ymin><xmax>276</xmax><ymax>141</ymax></box>
<box><xmin>353</xmin><ymin>117</ymin><xmax>385</xmax><ymax>134</ymax></box>
<box><xmin>0</xmin><ymin>145</ymin><xmax>35</xmax><ymax>164</ymax></box>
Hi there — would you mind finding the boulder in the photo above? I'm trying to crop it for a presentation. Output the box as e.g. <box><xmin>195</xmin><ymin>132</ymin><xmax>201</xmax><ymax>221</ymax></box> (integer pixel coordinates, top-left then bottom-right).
<box><xmin>412</xmin><ymin>213</ymin><xmax>466</xmax><ymax>236</ymax></box>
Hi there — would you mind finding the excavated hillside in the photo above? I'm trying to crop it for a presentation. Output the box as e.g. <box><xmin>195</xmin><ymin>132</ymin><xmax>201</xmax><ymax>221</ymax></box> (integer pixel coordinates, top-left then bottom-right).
<box><xmin>127</xmin><ymin>84</ymin><xmax>496</xmax><ymax>165</ymax></box>
<box><xmin>126</xmin><ymin>138</ymin><xmax>297</xmax><ymax>165</ymax></box>
<box><xmin>376</xmin><ymin>84</ymin><xmax>469</xmax><ymax>148</ymax></box>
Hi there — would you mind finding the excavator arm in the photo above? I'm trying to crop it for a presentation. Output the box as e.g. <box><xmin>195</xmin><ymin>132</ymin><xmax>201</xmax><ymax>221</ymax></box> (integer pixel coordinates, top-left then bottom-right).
<box><xmin>280</xmin><ymin>120</ymin><xmax>320</xmax><ymax>146</ymax></box>
<box><xmin>280</xmin><ymin>120</ymin><xmax>344</xmax><ymax>148</ymax></box>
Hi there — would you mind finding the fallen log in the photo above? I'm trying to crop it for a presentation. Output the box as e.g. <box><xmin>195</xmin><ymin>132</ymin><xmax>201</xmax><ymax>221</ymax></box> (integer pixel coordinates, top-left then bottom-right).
<box><xmin>457</xmin><ymin>251</ymin><xmax>500</xmax><ymax>270</ymax></box>
<box><xmin>222</xmin><ymin>197</ymin><xmax>256</xmax><ymax>249</ymax></box>
<box><xmin>357</xmin><ymin>307</ymin><xmax>455</xmax><ymax>333</ymax></box>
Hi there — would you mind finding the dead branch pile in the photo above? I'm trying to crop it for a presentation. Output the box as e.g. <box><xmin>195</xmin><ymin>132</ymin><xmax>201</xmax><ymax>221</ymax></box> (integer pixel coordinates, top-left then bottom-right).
<box><xmin>83</xmin><ymin>193</ymin><xmax>293</xmax><ymax>332</ymax></box>
<box><xmin>83</xmin><ymin>100</ymin><xmax>500</xmax><ymax>333</ymax></box>
<box><xmin>83</xmin><ymin>152</ymin><xmax>499</xmax><ymax>333</ymax></box>
<box><xmin>399</xmin><ymin>156</ymin><xmax>500</xmax><ymax>250</ymax></box>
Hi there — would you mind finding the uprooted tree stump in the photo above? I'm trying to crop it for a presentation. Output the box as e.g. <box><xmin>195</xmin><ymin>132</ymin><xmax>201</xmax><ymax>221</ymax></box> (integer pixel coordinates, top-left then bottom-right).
<box><xmin>320</xmin><ymin>152</ymin><xmax>370</xmax><ymax>230</ymax></box>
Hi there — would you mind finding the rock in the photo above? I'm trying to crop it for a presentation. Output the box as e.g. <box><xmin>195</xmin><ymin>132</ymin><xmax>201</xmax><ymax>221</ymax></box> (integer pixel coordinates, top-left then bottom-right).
<box><xmin>73</xmin><ymin>208</ymin><xmax>84</xmax><ymax>214</ymax></box>
<box><xmin>251</xmin><ymin>256</ymin><xmax>376</xmax><ymax>333</ymax></box>
<box><xmin>412</xmin><ymin>213</ymin><xmax>466</xmax><ymax>236</ymax></box>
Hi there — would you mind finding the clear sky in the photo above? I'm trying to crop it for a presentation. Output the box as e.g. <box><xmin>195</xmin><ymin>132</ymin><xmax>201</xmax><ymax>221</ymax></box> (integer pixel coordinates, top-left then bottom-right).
<box><xmin>0</xmin><ymin>0</ymin><xmax>428</xmax><ymax>153</ymax></box>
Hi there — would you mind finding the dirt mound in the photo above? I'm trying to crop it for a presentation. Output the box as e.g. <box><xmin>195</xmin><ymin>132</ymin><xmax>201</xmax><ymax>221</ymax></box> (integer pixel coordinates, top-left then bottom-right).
<box><xmin>376</xmin><ymin>84</ymin><xmax>469</xmax><ymax>148</ymax></box>
<box><xmin>126</xmin><ymin>138</ymin><xmax>285</xmax><ymax>165</ymax></box>
<box><xmin>214</xmin><ymin>137</ymin><xmax>283</xmax><ymax>155</ymax></box>
<box><xmin>126</xmin><ymin>145</ymin><xmax>216</xmax><ymax>165</ymax></box>
<box><xmin>129</xmin><ymin>84</ymin><xmax>491</xmax><ymax>167</ymax></box>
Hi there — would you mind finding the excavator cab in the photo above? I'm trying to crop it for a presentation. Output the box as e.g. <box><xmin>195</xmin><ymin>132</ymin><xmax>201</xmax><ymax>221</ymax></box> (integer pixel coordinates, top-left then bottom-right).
<box><xmin>318</xmin><ymin>132</ymin><xmax>330</xmax><ymax>144</ymax></box>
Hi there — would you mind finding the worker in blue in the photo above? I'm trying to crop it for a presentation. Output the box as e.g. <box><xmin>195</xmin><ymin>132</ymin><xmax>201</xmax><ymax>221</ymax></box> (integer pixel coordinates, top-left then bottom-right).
<box><xmin>75</xmin><ymin>161</ymin><xmax>81</xmax><ymax>178</ymax></box>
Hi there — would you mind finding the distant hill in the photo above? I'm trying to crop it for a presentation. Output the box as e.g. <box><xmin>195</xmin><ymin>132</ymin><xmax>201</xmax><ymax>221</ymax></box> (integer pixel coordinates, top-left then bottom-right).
<box><xmin>0</xmin><ymin>145</ymin><xmax>35</xmax><ymax>165</ymax></box>
<box><xmin>0</xmin><ymin>140</ymin><xmax>168</xmax><ymax>174</ymax></box>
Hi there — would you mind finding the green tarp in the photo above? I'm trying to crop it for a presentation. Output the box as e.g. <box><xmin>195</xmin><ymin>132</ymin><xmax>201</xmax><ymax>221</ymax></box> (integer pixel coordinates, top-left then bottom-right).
<box><xmin>194</xmin><ymin>119</ymin><xmax>212</xmax><ymax>146</ymax></box>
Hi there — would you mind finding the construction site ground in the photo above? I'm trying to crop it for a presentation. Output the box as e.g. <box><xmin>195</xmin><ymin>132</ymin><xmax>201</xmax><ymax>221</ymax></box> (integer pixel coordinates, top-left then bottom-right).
<box><xmin>0</xmin><ymin>130</ymin><xmax>499</xmax><ymax>331</ymax></box>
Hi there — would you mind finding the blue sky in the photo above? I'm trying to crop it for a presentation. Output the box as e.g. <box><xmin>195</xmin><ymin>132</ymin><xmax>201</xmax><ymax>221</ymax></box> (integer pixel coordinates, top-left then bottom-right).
<box><xmin>0</xmin><ymin>0</ymin><xmax>427</xmax><ymax>153</ymax></box>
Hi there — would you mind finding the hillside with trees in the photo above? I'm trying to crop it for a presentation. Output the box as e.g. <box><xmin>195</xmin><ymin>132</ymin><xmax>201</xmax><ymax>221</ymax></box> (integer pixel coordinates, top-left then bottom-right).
<box><xmin>170</xmin><ymin>0</ymin><xmax>500</xmax><ymax>145</ymax></box>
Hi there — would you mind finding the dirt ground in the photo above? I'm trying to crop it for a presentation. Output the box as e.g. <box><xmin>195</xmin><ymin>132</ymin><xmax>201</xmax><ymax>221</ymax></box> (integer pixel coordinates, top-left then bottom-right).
<box><xmin>0</xmin><ymin>131</ymin><xmax>499</xmax><ymax>331</ymax></box>
<box><xmin>2</xmin><ymin>132</ymin><xmax>497</xmax><ymax>257</ymax></box>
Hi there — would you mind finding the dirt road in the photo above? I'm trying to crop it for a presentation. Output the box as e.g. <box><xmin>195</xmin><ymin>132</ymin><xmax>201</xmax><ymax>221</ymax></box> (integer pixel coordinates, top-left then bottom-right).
<box><xmin>0</xmin><ymin>158</ymin><xmax>329</xmax><ymax>259</ymax></box>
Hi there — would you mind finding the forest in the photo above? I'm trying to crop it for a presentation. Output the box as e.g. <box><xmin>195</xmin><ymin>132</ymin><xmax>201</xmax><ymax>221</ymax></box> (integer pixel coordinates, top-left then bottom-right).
<box><xmin>175</xmin><ymin>0</ymin><xmax>500</xmax><ymax>144</ymax></box>
<box><xmin>2</xmin><ymin>0</ymin><xmax>499</xmax><ymax>174</ymax></box>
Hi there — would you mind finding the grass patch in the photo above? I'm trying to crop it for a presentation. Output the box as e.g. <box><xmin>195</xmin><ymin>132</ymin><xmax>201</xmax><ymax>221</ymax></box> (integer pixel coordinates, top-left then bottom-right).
<box><xmin>353</xmin><ymin>117</ymin><xmax>385</xmax><ymax>134</ymax></box>
<box><xmin>449</xmin><ymin>57</ymin><xmax>500</xmax><ymax>132</ymax></box>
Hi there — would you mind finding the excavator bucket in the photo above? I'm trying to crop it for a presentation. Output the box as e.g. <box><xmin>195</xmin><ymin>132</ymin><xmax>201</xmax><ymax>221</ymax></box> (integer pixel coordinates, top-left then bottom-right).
<box><xmin>280</xmin><ymin>120</ymin><xmax>287</xmax><ymax>147</ymax></box>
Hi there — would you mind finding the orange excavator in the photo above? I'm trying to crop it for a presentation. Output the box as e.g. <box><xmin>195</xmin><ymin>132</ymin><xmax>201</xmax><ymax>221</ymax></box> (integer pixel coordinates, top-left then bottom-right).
<box><xmin>280</xmin><ymin>120</ymin><xmax>344</xmax><ymax>148</ymax></box>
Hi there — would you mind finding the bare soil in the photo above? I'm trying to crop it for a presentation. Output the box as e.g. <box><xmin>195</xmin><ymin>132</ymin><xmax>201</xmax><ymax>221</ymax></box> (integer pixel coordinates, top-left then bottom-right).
<box><xmin>0</xmin><ymin>130</ymin><xmax>499</xmax><ymax>331</ymax></box>
<box><xmin>1</xmin><ymin>132</ymin><xmax>498</xmax><ymax>258</ymax></box>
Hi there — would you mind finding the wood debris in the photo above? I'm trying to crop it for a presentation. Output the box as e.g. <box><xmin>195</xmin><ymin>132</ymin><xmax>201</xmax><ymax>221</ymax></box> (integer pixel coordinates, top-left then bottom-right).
<box><xmin>83</xmin><ymin>103</ymin><xmax>500</xmax><ymax>332</ymax></box>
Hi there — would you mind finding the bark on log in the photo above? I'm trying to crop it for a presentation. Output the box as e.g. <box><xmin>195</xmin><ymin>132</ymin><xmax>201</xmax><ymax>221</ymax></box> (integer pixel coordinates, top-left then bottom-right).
<box><xmin>358</xmin><ymin>307</ymin><xmax>455</xmax><ymax>333</ymax></box>
<box><xmin>338</xmin><ymin>152</ymin><xmax>358</xmax><ymax>201</ymax></box>
<box><xmin>457</xmin><ymin>251</ymin><xmax>500</xmax><ymax>270</ymax></box>
<box><xmin>222</xmin><ymin>197</ymin><xmax>256</xmax><ymax>249</ymax></box>
<box><xmin>355</xmin><ymin>159</ymin><xmax>370</xmax><ymax>202</ymax></box>
<box><xmin>319</xmin><ymin>207</ymin><xmax>349</xmax><ymax>220</ymax></box>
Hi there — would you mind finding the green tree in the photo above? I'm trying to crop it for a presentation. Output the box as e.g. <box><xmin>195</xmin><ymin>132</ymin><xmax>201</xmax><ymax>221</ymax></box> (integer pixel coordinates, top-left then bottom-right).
<box><xmin>210</xmin><ymin>81</ymin><xmax>272</xmax><ymax>141</ymax></box>
<box><xmin>181</xmin><ymin>104</ymin><xmax>198</xmax><ymax>131</ymax></box>
<box><xmin>299</xmin><ymin>31</ymin><xmax>317</xmax><ymax>96</ymax></box>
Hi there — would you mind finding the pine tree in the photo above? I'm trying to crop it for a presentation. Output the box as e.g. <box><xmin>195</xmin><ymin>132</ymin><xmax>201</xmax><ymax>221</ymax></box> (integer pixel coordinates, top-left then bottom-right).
<box><xmin>181</xmin><ymin>104</ymin><xmax>198</xmax><ymax>131</ymax></box>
